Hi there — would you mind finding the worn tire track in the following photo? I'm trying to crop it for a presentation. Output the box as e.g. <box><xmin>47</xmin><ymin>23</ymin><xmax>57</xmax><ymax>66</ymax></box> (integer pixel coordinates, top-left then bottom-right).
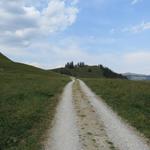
<box><xmin>44</xmin><ymin>80</ymin><xmax>81</xmax><ymax>150</ymax></box>
<box><xmin>45</xmin><ymin>79</ymin><xmax>150</xmax><ymax>150</ymax></box>
<box><xmin>73</xmin><ymin>80</ymin><xmax>114</xmax><ymax>150</ymax></box>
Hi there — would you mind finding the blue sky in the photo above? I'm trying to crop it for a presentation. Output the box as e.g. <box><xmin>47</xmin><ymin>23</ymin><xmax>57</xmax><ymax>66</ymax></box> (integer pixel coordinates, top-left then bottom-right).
<box><xmin>0</xmin><ymin>0</ymin><xmax>150</xmax><ymax>74</ymax></box>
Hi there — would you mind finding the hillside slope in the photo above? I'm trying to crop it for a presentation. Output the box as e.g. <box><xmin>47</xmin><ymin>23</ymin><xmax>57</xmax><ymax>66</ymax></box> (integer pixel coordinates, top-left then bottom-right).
<box><xmin>52</xmin><ymin>63</ymin><xmax>126</xmax><ymax>79</ymax></box>
<box><xmin>0</xmin><ymin>52</ymin><xmax>12</xmax><ymax>62</ymax></box>
<box><xmin>0</xmin><ymin>53</ymin><xmax>69</xmax><ymax>150</ymax></box>
<box><xmin>0</xmin><ymin>52</ymin><xmax>49</xmax><ymax>74</ymax></box>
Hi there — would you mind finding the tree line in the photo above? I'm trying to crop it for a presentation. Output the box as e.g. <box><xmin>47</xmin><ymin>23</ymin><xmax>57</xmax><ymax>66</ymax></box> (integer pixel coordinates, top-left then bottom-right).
<box><xmin>65</xmin><ymin>61</ymin><xmax>86</xmax><ymax>69</ymax></box>
<box><xmin>64</xmin><ymin>62</ymin><xmax>126</xmax><ymax>79</ymax></box>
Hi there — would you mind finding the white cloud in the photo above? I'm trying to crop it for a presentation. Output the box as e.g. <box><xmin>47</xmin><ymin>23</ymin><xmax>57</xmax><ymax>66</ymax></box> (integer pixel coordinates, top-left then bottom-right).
<box><xmin>1</xmin><ymin>0</ymin><xmax>150</xmax><ymax>75</ymax></box>
<box><xmin>0</xmin><ymin>0</ymin><xmax>78</xmax><ymax>47</ymax></box>
<box><xmin>2</xmin><ymin>36</ymin><xmax>150</xmax><ymax>74</ymax></box>
<box><xmin>41</xmin><ymin>0</ymin><xmax>78</xmax><ymax>33</ymax></box>
<box><xmin>122</xmin><ymin>21</ymin><xmax>150</xmax><ymax>33</ymax></box>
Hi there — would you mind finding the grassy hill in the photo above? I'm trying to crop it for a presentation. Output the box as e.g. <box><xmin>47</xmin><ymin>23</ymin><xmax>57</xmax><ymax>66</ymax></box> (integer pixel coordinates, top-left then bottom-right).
<box><xmin>52</xmin><ymin>62</ymin><xmax>126</xmax><ymax>79</ymax></box>
<box><xmin>0</xmin><ymin>53</ymin><xmax>70</xmax><ymax>150</ymax></box>
<box><xmin>0</xmin><ymin>52</ymin><xmax>52</xmax><ymax>75</ymax></box>
<box><xmin>0</xmin><ymin>52</ymin><xmax>12</xmax><ymax>62</ymax></box>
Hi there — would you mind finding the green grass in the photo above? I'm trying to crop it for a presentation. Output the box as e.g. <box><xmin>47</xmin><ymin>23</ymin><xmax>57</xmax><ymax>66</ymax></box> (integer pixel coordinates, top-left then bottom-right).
<box><xmin>0</xmin><ymin>53</ymin><xmax>12</xmax><ymax>63</ymax></box>
<box><xmin>83</xmin><ymin>78</ymin><xmax>150</xmax><ymax>139</ymax></box>
<box><xmin>53</xmin><ymin>65</ymin><xmax>126</xmax><ymax>79</ymax></box>
<box><xmin>53</xmin><ymin>66</ymin><xmax>103</xmax><ymax>78</ymax></box>
<box><xmin>0</xmin><ymin>54</ymin><xmax>70</xmax><ymax>149</ymax></box>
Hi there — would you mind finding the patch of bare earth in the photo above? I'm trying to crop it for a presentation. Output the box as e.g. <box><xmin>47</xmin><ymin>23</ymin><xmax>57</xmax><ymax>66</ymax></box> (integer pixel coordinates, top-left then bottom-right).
<box><xmin>73</xmin><ymin>80</ymin><xmax>115</xmax><ymax>150</ymax></box>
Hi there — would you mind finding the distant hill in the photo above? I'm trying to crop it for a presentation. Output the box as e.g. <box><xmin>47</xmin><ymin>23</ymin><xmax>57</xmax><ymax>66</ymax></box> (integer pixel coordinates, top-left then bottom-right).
<box><xmin>123</xmin><ymin>73</ymin><xmax>150</xmax><ymax>80</ymax></box>
<box><xmin>0</xmin><ymin>53</ymin><xmax>126</xmax><ymax>79</ymax></box>
<box><xmin>0</xmin><ymin>52</ymin><xmax>42</xmax><ymax>74</ymax></box>
<box><xmin>0</xmin><ymin>52</ymin><xmax>12</xmax><ymax>62</ymax></box>
<box><xmin>0</xmin><ymin>52</ymin><xmax>63</xmax><ymax>77</ymax></box>
<box><xmin>52</xmin><ymin>62</ymin><xmax>127</xmax><ymax>79</ymax></box>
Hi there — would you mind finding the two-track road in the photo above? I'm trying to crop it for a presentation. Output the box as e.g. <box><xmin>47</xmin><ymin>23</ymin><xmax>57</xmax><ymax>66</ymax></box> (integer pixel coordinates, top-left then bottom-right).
<box><xmin>45</xmin><ymin>79</ymin><xmax>150</xmax><ymax>150</ymax></box>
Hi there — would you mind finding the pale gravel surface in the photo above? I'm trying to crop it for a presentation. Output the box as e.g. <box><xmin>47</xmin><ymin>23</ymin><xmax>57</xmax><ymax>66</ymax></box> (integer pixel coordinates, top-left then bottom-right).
<box><xmin>73</xmin><ymin>80</ymin><xmax>114</xmax><ymax>150</ymax></box>
<box><xmin>45</xmin><ymin>79</ymin><xmax>150</xmax><ymax>150</ymax></box>
<box><xmin>44</xmin><ymin>80</ymin><xmax>81</xmax><ymax>150</ymax></box>
<box><xmin>79</xmin><ymin>80</ymin><xmax>150</xmax><ymax>150</ymax></box>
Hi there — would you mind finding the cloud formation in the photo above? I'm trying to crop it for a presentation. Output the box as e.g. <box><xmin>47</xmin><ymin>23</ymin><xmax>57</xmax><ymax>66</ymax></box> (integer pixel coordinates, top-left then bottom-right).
<box><xmin>0</xmin><ymin>0</ymin><xmax>78</xmax><ymax>47</ymax></box>
<box><xmin>122</xmin><ymin>21</ymin><xmax>150</xmax><ymax>33</ymax></box>
<box><xmin>1</xmin><ymin>0</ymin><xmax>150</xmax><ymax>75</ymax></box>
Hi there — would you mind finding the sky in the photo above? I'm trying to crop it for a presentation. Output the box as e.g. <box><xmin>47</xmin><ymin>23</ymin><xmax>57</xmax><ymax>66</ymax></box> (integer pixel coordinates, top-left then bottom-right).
<box><xmin>0</xmin><ymin>0</ymin><xmax>150</xmax><ymax>74</ymax></box>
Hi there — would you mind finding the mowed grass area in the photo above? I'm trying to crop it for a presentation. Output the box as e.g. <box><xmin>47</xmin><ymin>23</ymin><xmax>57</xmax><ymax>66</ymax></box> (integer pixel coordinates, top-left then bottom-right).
<box><xmin>0</xmin><ymin>70</ymin><xmax>69</xmax><ymax>149</ymax></box>
<box><xmin>83</xmin><ymin>78</ymin><xmax>150</xmax><ymax>139</ymax></box>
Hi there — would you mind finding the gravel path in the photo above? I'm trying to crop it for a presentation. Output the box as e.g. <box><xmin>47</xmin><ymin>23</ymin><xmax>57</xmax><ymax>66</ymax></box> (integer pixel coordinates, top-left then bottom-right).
<box><xmin>44</xmin><ymin>80</ymin><xmax>81</xmax><ymax>150</ymax></box>
<box><xmin>73</xmin><ymin>80</ymin><xmax>114</xmax><ymax>150</ymax></box>
<box><xmin>45</xmin><ymin>79</ymin><xmax>150</xmax><ymax>150</ymax></box>
<box><xmin>79</xmin><ymin>80</ymin><xmax>150</xmax><ymax>150</ymax></box>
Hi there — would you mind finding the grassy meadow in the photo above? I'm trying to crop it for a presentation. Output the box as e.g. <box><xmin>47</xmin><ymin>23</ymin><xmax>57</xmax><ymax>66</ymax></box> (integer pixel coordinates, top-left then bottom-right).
<box><xmin>83</xmin><ymin>78</ymin><xmax>150</xmax><ymax>140</ymax></box>
<box><xmin>0</xmin><ymin>54</ymin><xmax>70</xmax><ymax>149</ymax></box>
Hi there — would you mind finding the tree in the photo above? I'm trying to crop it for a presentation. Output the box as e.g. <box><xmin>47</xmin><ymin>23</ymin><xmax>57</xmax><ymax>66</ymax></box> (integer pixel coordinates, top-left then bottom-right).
<box><xmin>65</xmin><ymin>61</ymin><xmax>74</xmax><ymax>69</ymax></box>
<box><xmin>98</xmin><ymin>64</ymin><xmax>104</xmax><ymax>69</ymax></box>
<box><xmin>77</xmin><ymin>62</ymin><xmax>85</xmax><ymax>67</ymax></box>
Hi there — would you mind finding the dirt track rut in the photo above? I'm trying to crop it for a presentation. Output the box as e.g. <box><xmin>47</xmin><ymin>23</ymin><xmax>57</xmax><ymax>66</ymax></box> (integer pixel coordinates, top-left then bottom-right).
<box><xmin>45</xmin><ymin>79</ymin><xmax>150</xmax><ymax>150</ymax></box>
